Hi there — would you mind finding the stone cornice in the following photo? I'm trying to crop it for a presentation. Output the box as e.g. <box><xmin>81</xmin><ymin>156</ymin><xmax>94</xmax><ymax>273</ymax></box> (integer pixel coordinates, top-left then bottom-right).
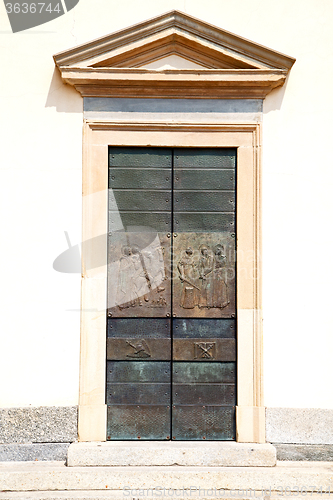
<box><xmin>60</xmin><ymin>67</ymin><xmax>288</xmax><ymax>99</ymax></box>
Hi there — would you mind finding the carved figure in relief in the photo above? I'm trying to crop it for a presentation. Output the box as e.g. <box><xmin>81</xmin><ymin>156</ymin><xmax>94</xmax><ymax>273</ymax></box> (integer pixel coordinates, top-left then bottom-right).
<box><xmin>198</xmin><ymin>245</ymin><xmax>214</xmax><ymax>308</ymax></box>
<box><xmin>177</xmin><ymin>241</ymin><xmax>230</xmax><ymax>310</ymax></box>
<box><xmin>142</xmin><ymin>243</ymin><xmax>165</xmax><ymax>290</ymax></box>
<box><xmin>131</xmin><ymin>245</ymin><xmax>150</xmax><ymax>305</ymax></box>
<box><xmin>108</xmin><ymin>230</ymin><xmax>170</xmax><ymax>315</ymax></box>
<box><xmin>116</xmin><ymin>246</ymin><xmax>136</xmax><ymax>308</ymax></box>
<box><xmin>212</xmin><ymin>244</ymin><xmax>229</xmax><ymax>308</ymax></box>
<box><xmin>116</xmin><ymin>245</ymin><xmax>151</xmax><ymax>309</ymax></box>
<box><xmin>177</xmin><ymin>247</ymin><xmax>199</xmax><ymax>309</ymax></box>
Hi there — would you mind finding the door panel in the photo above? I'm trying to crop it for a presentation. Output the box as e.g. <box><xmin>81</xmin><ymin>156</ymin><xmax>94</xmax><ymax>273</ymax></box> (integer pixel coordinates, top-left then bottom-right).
<box><xmin>107</xmin><ymin>382</ymin><xmax>171</xmax><ymax>405</ymax></box>
<box><xmin>173</xmin><ymin>214</ymin><xmax>234</xmax><ymax>232</ymax></box>
<box><xmin>173</xmin><ymin>362</ymin><xmax>236</xmax><ymax>384</ymax></box>
<box><xmin>109</xmin><ymin>169</ymin><xmax>171</xmax><ymax>189</ymax></box>
<box><xmin>173</xmin><ymin>318</ymin><xmax>236</xmax><ymax>338</ymax></box>
<box><xmin>172</xmin><ymin>148</ymin><xmax>236</xmax><ymax>169</ymax></box>
<box><xmin>106</xmin><ymin>338</ymin><xmax>171</xmax><ymax>360</ymax></box>
<box><xmin>175</xmin><ymin>191</ymin><xmax>235</xmax><ymax>212</ymax></box>
<box><xmin>107</xmin><ymin>147</ymin><xmax>236</xmax><ymax>441</ymax></box>
<box><xmin>107</xmin><ymin>361</ymin><xmax>171</xmax><ymax>439</ymax></box>
<box><xmin>109</xmin><ymin>212</ymin><xmax>171</xmax><ymax>231</ymax></box>
<box><xmin>173</xmin><ymin>170</ymin><xmax>235</xmax><ymax>190</ymax></box>
<box><xmin>111</xmin><ymin>190</ymin><xmax>171</xmax><ymax>212</ymax></box>
<box><xmin>173</xmin><ymin>384</ymin><xmax>235</xmax><ymax>405</ymax></box>
<box><xmin>109</xmin><ymin>147</ymin><xmax>172</xmax><ymax>168</ymax></box>
<box><xmin>107</xmin><ymin>405</ymin><xmax>171</xmax><ymax>440</ymax></box>
<box><xmin>107</xmin><ymin>360</ymin><xmax>171</xmax><ymax>382</ymax></box>
<box><xmin>172</xmin><ymin>338</ymin><xmax>236</xmax><ymax>361</ymax></box>
<box><xmin>171</xmin><ymin>406</ymin><xmax>235</xmax><ymax>440</ymax></box>
<box><xmin>108</xmin><ymin>318</ymin><xmax>171</xmax><ymax>338</ymax></box>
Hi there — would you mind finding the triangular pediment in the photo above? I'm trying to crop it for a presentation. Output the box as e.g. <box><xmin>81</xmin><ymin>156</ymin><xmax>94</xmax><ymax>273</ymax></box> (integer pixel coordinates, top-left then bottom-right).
<box><xmin>54</xmin><ymin>11</ymin><xmax>295</xmax><ymax>99</ymax></box>
<box><xmin>142</xmin><ymin>55</ymin><xmax>207</xmax><ymax>70</ymax></box>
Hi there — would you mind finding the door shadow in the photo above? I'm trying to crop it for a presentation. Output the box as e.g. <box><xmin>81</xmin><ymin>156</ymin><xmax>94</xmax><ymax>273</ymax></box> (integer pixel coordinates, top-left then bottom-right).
<box><xmin>263</xmin><ymin>72</ymin><xmax>292</xmax><ymax>114</ymax></box>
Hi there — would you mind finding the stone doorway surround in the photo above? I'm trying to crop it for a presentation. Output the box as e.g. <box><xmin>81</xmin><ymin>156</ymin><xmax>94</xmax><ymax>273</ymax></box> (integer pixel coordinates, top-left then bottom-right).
<box><xmin>54</xmin><ymin>11</ymin><xmax>295</xmax><ymax>451</ymax></box>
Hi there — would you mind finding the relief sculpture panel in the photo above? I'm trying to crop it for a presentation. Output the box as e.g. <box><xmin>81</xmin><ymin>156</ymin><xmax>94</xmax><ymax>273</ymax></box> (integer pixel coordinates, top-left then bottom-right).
<box><xmin>173</xmin><ymin>233</ymin><xmax>235</xmax><ymax>318</ymax></box>
<box><xmin>107</xmin><ymin>230</ymin><xmax>171</xmax><ymax>318</ymax></box>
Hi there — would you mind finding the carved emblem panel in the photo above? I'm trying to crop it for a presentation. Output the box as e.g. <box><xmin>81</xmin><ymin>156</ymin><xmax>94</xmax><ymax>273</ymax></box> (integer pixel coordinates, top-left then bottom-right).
<box><xmin>194</xmin><ymin>342</ymin><xmax>216</xmax><ymax>359</ymax></box>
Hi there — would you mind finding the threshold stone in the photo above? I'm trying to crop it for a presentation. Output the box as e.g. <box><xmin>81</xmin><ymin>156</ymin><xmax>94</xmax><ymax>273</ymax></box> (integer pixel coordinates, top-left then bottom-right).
<box><xmin>67</xmin><ymin>441</ymin><xmax>276</xmax><ymax>467</ymax></box>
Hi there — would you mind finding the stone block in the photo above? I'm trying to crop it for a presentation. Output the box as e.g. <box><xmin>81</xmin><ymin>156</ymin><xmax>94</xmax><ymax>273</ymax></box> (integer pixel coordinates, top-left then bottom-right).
<box><xmin>275</xmin><ymin>444</ymin><xmax>333</xmax><ymax>461</ymax></box>
<box><xmin>0</xmin><ymin>407</ymin><xmax>78</xmax><ymax>444</ymax></box>
<box><xmin>266</xmin><ymin>408</ymin><xmax>333</xmax><ymax>444</ymax></box>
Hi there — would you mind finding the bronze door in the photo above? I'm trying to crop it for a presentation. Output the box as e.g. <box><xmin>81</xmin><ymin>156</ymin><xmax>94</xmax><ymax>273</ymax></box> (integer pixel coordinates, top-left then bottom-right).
<box><xmin>107</xmin><ymin>148</ymin><xmax>236</xmax><ymax>440</ymax></box>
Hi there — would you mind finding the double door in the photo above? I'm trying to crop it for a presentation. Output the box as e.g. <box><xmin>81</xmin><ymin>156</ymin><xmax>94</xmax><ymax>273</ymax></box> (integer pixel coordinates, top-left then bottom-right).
<box><xmin>107</xmin><ymin>147</ymin><xmax>236</xmax><ymax>440</ymax></box>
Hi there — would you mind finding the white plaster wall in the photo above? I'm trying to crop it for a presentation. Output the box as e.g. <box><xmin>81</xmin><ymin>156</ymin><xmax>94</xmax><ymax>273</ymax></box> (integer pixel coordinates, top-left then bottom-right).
<box><xmin>0</xmin><ymin>5</ymin><xmax>83</xmax><ymax>407</ymax></box>
<box><xmin>0</xmin><ymin>0</ymin><xmax>332</xmax><ymax>409</ymax></box>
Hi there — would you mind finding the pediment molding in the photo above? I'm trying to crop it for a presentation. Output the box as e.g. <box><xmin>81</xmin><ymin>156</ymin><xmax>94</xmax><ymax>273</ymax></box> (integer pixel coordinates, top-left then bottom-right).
<box><xmin>54</xmin><ymin>11</ymin><xmax>295</xmax><ymax>99</ymax></box>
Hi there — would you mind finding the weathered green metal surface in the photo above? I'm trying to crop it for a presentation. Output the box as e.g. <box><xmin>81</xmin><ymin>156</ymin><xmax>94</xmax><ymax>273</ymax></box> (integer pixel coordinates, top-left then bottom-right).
<box><xmin>107</xmin><ymin>146</ymin><xmax>237</xmax><ymax>441</ymax></box>
<box><xmin>173</xmin><ymin>319</ymin><xmax>235</xmax><ymax>338</ymax></box>
<box><xmin>107</xmin><ymin>405</ymin><xmax>171</xmax><ymax>440</ymax></box>
<box><xmin>107</xmin><ymin>361</ymin><xmax>170</xmax><ymax>382</ymax></box>
<box><xmin>107</xmin><ymin>338</ymin><xmax>171</xmax><ymax>360</ymax></box>
<box><xmin>171</xmin><ymin>406</ymin><xmax>235</xmax><ymax>440</ymax></box>
<box><xmin>173</xmin><ymin>362</ymin><xmax>235</xmax><ymax>384</ymax></box>
<box><xmin>174</xmin><ymin>170</ymin><xmax>235</xmax><ymax>190</ymax></box>
<box><xmin>173</xmin><ymin>384</ymin><xmax>235</xmax><ymax>405</ymax></box>
<box><xmin>111</xmin><ymin>190</ymin><xmax>171</xmax><ymax>212</ymax></box>
<box><xmin>173</xmin><ymin>148</ymin><xmax>236</xmax><ymax>169</ymax></box>
<box><xmin>107</xmin><ymin>383</ymin><xmax>171</xmax><ymax>405</ymax></box>
<box><xmin>109</xmin><ymin>169</ymin><xmax>171</xmax><ymax>189</ymax></box>
<box><xmin>175</xmin><ymin>191</ymin><xmax>235</xmax><ymax>212</ymax></box>
<box><xmin>109</xmin><ymin>211</ymin><xmax>171</xmax><ymax>231</ymax></box>
<box><xmin>108</xmin><ymin>319</ymin><xmax>171</xmax><ymax>338</ymax></box>
<box><xmin>109</xmin><ymin>148</ymin><xmax>172</xmax><ymax>168</ymax></box>
<box><xmin>173</xmin><ymin>213</ymin><xmax>234</xmax><ymax>232</ymax></box>
<box><xmin>107</xmin><ymin>360</ymin><xmax>171</xmax><ymax>439</ymax></box>
<box><xmin>173</xmin><ymin>338</ymin><xmax>236</xmax><ymax>361</ymax></box>
<box><xmin>109</xmin><ymin>189</ymin><xmax>171</xmax><ymax>212</ymax></box>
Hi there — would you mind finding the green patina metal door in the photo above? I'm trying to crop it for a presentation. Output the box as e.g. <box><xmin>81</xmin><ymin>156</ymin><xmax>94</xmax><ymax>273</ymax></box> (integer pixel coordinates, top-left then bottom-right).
<box><xmin>106</xmin><ymin>147</ymin><xmax>236</xmax><ymax>440</ymax></box>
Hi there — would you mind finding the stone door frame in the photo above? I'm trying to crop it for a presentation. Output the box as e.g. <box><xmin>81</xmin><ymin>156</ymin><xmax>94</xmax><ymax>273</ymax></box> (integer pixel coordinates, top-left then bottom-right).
<box><xmin>79</xmin><ymin>120</ymin><xmax>264</xmax><ymax>443</ymax></box>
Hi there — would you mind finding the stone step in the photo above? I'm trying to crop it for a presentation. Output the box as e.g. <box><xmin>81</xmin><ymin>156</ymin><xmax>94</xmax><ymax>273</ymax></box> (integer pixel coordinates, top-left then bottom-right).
<box><xmin>0</xmin><ymin>493</ymin><xmax>124</xmax><ymax>500</ymax></box>
<box><xmin>0</xmin><ymin>461</ymin><xmax>333</xmax><ymax>495</ymax></box>
<box><xmin>0</xmin><ymin>493</ymin><xmax>331</xmax><ymax>500</ymax></box>
<box><xmin>67</xmin><ymin>442</ymin><xmax>276</xmax><ymax>467</ymax></box>
<box><xmin>0</xmin><ymin>444</ymin><xmax>69</xmax><ymax>463</ymax></box>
